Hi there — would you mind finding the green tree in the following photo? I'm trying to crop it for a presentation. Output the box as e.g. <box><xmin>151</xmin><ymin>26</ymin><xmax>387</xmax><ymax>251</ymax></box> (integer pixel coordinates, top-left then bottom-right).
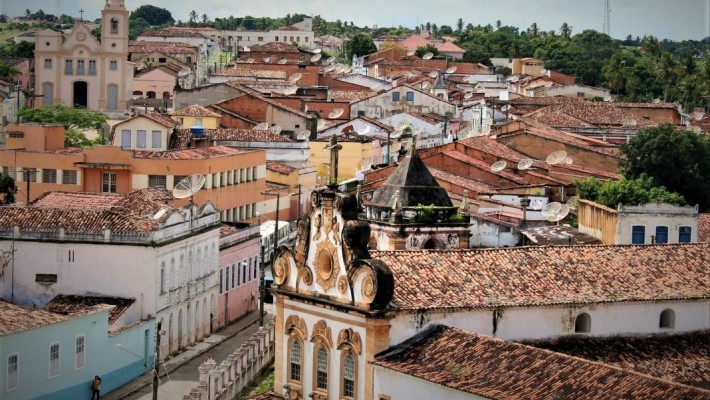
<box><xmin>621</xmin><ymin>124</ymin><xmax>710</xmax><ymax>211</ymax></box>
<box><xmin>345</xmin><ymin>33</ymin><xmax>376</xmax><ymax>60</ymax></box>
<box><xmin>188</xmin><ymin>10</ymin><xmax>197</xmax><ymax>26</ymax></box>
<box><xmin>415</xmin><ymin>44</ymin><xmax>440</xmax><ymax>58</ymax></box>
<box><xmin>559</xmin><ymin>23</ymin><xmax>572</xmax><ymax>40</ymax></box>
<box><xmin>129</xmin><ymin>5</ymin><xmax>174</xmax><ymax>26</ymax></box>
<box><xmin>201</xmin><ymin>14</ymin><xmax>209</xmax><ymax>26</ymax></box>
<box><xmin>0</xmin><ymin>61</ymin><xmax>20</xmax><ymax>81</ymax></box>
<box><xmin>0</xmin><ymin>172</ymin><xmax>16</xmax><ymax>204</ymax></box>
<box><xmin>577</xmin><ymin>176</ymin><xmax>686</xmax><ymax>208</ymax></box>
<box><xmin>456</xmin><ymin>18</ymin><xmax>464</xmax><ymax>34</ymax></box>
<box><xmin>18</xmin><ymin>104</ymin><xmax>108</xmax><ymax>148</ymax></box>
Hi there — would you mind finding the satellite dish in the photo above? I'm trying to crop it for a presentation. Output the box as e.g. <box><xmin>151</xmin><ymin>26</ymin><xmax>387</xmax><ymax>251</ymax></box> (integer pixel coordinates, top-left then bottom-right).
<box><xmin>545</xmin><ymin>150</ymin><xmax>567</xmax><ymax>165</ymax></box>
<box><xmin>246</xmin><ymin>58</ymin><xmax>254</xmax><ymax>63</ymax></box>
<box><xmin>270</xmin><ymin>125</ymin><xmax>282</xmax><ymax>135</ymax></box>
<box><xmin>394</xmin><ymin>119</ymin><xmax>412</xmax><ymax>132</ymax></box>
<box><xmin>428</xmin><ymin>70</ymin><xmax>438</xmax><ymax>78</ymax></box>
<box><xmin>406</xmin><ymin>50</ymin><xmax>416</xmax><ymax>56</ymax></box>
<box><xmin>390</xmin><ymin>130</ymin><xmax>403</xmax><ymax>139</ymax></box>
<box><xmin>341</xmin><ymin>65</ymin><xmax>352</xmax><ymax>74</ymax></box>
<box><xmin>278</xmin><ymin>59</ymin><xmax>288</xmax><ymax>65</ymax></box>
<box><xmin>457</xmin><ymin>127</ymin><xmax>470</xmax><ymax>139</ymax></box>
<box><xmin>253</xmin><ymin>122</ymin><xmax>270</xmax><ymax>130</ymax></box>
<box><xmin>547</xmin><ymin>204</ymin><xmax>570</xmax><ymax>222</ymax></box>
<box><xmin>296</xmin><ymin>130</ymin><xmax>310</xmax><ymax>141</ymax></box>
<box><xmin>566</xmin><ymin>196</ymin><xmax>578</xmax><ymax>210</ymax></box>
<box><xmin>445</xmin><ymin>66</ymin><xmax>457</xmax><ymax>74</ymax></box>
<box><xmin>464</xmin><ymin>92</ymin><xmax>473</xmax><ymax>100</ymax></box>
<box><xmin>263</xmin><ymin>57</ymin><xmax>272</xmax><ymax>63</ymax></box>
<box><xmin>317</xmin><ymin>119</ymin><xmax>327</xmax><ymax>130</ymax></box>
<box><xmin>480</xmin><ymin>124</ymin><xmax>491</xmax><ymax>136</ymax></box>
<box><xmin>304</xmin><ymin>104</ymin><xmax>309</xmax><ymax>112</ymax></box>
<box><xmin>310</xmin><ymin>53</ymin><xmax>322</xmax><ymax>62</ymax></box>
<box><xmin>324</xmin><ymin>65</ymin><xmax>336</xmax><ymax>73</ymax></box>
<box><xmin>653</xmin><ymin>98</ymin><xmax>661</xmax><ymax>104</ymax></box>
<box><xmin>517</xmin><ymin>158</ymin><xmax>534</xmax><ymax>170</ymax></box>
<box><xmin>173</xmin><ymin>174</ymin><xmax>206</xmax><ymax>199</ymax></box>
<box><xmin>178</xmin><ymin>68</ymin><xmax>191</xmax><ymax>77</ymax></box>
<box><xmin>288</xmin><ymin>73</ymin><xmax>302</xmax><ymax>83</ymax></box>
<box><xmin>421</xmin><ymin>81</ymin><xmax>432</xmax><ymax>90</ymax></box>
<box><xmin>313</xmin><ymin>48</ymin><xmax>322</xmax><ymax>54</ymax></box>
<box><xmin>328</xmin><ymin>108</ymin><xmax>344</xmax><ymax>119</ymax></box>
<box><xmin>541</xmin><ymin>202</ymin><xmax>562</xmax><ymax>218</ymax></box>
<box><xmin>422</xmin><ymin>52</ymin><xmax>434</xmax><ymax>60</ymax></box>
<box><xmin>152</xmin><ymin>208</ymin><xmax>167</xmax><ymax>220</ymax></box>
<box><xmin>563</xmin><ymin>156</ymin><xmax>573</xmax><ymax>164</ymax></box>
<box><xmin>603</xmin><ymin>95</ymin><xmax>612</xmax><ymax>102</ymax></box>
<box><xmin>490</xmin><ymin>160</ymin><xmax>507</xmax><ymax>172</ymax></box>
<box><xmin>356</xmin><ymin>125</ymin><xmax>371</xmax><ymax>135</ymax></box>
<box><xmin>284</xmin><ymin>85</ymin><xmax>298</xmax><ymax>95</ymax></box>
<box><xmin>326</xmin><ymin>56</ymin><xmax>336</xmax><ymax>63</ymax></box>
<box><xmin>413</xmin><ymin>126</ymin><xmax>423</xmax><ymax>136</ymax></box>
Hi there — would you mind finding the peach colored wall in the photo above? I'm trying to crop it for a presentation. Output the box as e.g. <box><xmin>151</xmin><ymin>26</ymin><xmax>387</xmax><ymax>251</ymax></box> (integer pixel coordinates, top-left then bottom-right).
<box><xmin>132</xmin><ymin>68</ymin><xmax>175</xmax><ymax>99</ymax></box>
<box><xmin>5</xmin><ymin>124</ymin><xmax>65</xmax><ymax>151</ymax></box>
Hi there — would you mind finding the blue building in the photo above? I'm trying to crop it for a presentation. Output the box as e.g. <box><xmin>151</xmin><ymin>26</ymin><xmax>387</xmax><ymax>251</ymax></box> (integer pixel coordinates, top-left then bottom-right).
<box><xmin>1</xmin><ymin>299</ymin><xmax>155</xmax><ymax>399</ymax></box>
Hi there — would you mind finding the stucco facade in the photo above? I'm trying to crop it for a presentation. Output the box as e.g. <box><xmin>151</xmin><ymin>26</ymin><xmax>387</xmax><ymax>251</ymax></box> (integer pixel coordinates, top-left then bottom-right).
<box><xmin>217</xmin><ymin>225</ymin><xmax>261</xmax><ymax>328</ymax></box>
<box><xmin>350</xmin><ymin>85</ymin><xmax>456</xmax><ymax>120</ymax></box>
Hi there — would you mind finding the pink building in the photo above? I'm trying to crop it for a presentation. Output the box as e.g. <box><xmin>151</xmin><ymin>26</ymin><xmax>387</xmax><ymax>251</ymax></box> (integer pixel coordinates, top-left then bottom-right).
<box><xmin>217</xmin><ymin>223</ymin><xmax>261</xmax><ymax>327</ymax></box>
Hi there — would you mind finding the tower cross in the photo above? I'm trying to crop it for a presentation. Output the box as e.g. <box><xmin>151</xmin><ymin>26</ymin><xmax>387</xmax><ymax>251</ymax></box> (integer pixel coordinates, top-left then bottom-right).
<box><xmin>327</xmin><ymin>134</ymin><xmax>342</xmax><ymax>188</ymax></box>
<box><xmin>79</xmin><ymin>9</ymin><xmax>84</xmax><ymax>22</ymax></box>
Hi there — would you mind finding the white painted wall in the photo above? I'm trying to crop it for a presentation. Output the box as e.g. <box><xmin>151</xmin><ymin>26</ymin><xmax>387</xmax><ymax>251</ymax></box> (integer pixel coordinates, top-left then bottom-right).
<box><xmin>374</xmin><ymin>366</ymin><xmax>488</xmax><ymax>400</ymax></box>
<box><xmin>615</xmin><ymin>203</ymin><xmax>699</xmax><ymax>244</ymax></box>
<box><xmin>469</xmin><ymin>218</ymin><xmax>520</xmax><ymax>248</ymax></box>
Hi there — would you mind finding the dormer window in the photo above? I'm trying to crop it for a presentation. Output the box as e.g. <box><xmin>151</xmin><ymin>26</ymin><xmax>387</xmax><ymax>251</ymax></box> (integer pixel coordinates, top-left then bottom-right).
<box><xmin>111</xmin><ymin>18</ymin><xmax>119</xmax><ymax>34</ymax></box>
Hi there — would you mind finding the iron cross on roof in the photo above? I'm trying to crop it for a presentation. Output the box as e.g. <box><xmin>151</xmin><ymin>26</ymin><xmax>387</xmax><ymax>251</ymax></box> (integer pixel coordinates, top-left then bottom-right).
<box><xmin>326</xmin><ymin>134</ymin><xmax>342</xmax><ymax>188</ymax></box>
<box><xmin>79</xmin><ymin>9</ymin><xmax>84</xmax><ymax>22</ymax></box>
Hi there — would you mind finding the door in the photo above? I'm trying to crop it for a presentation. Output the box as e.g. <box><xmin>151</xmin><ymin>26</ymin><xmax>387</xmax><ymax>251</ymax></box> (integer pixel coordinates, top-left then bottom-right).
<box><xmin>73</xmin><ymin>81</ymin><xmax>88</xmax><ymax>108</ymax></box>
<box><xmin>107</xmin><ymin>84</ymin><xmax>118</xmax><ymax>110</ymax></box>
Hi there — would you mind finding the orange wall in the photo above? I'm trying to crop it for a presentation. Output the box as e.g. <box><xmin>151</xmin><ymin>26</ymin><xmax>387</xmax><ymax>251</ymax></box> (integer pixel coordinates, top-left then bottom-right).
<box><xmin>5</xmin><ymin>123</ymin><xmax>65</xmax><ymax>151</ymax></box>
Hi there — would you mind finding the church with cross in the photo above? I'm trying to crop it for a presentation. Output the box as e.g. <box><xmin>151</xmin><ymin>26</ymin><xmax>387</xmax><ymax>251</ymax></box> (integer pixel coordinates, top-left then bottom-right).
<box><xmin>34</xmin><ymin>0</ymin><xmax>133</xmax><ymax>113</ymax></box>
<box><xmin>265</xmin><ymin>135</ymin><xmax>710</xmax><ymax>399</ymax></box>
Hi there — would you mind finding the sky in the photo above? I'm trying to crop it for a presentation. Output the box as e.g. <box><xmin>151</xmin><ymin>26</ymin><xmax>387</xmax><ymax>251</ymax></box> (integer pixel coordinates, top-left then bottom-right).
<box><xmin>2</xmin><ymin>0</ymin><xmax>709</xmax><ymax>41</ymax></box>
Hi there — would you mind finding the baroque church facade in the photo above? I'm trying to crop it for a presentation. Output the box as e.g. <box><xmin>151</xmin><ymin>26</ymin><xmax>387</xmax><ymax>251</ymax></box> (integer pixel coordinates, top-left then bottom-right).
<box><xmin>265</xmin><ymin>137</ymin><xmax>709</xmax><ymax>399</ymax></box>
<box><xmin>34</xmin><ymin>0</ymin><xmax>133</xmax><ymax>112</ymax></box>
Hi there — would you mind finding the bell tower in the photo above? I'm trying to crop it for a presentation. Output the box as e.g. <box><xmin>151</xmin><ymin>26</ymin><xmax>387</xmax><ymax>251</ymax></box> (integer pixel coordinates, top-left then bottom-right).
<box><xmin>101</xmin><ymin>0</ymin><xmax>129</xmax><ymax>53</ymax></box>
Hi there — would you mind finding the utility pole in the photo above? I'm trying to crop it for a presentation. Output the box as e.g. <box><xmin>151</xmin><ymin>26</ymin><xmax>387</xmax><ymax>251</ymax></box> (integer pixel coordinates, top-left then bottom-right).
<box><xmin>153</xmin><ymin>321</ymin><xmax>161</xmax><ymax>400</ymax></box>
<box><xmin>24</xmin><ymin>169</ymin><xmax>31</xmax><ymax>205</ymax></box>
<box><xmin>16</xmin><ymin>84</ymin><xmax>21</xmax><ymax>123</ymax></box>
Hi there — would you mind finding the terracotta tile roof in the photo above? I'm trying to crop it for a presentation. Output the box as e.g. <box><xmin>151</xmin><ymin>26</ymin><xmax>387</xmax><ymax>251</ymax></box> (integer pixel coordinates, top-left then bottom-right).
<box><xmin>266</xmin><ymin>161</ymin><xmax>296</xmax><ymax>175</ymax></box>
<box><xmin>373</xmin><ymin>325</ymin><xmax>709</xmax><ymax>400</ymax></box>
<box><xmin>439</xmin><ymin>151</ymin><xmax>532</xmax><ymax>185</ymax></box>
<box><xmin>128</xmin><ymin>40</ymin><xmax>197</xmax><ymax>54</ymax></box>
<box><xmin>374</xmin><ymin>243</ymin><xmax>710</xmax><ymax>312</ymax></box>
<box><xmin>43</xmin><ymin>294</ymin><xmax>135</xmax><ymax>325</ymax></box>
<box><xmin>171</xmin><ymin>104</ymin><xmax>222</xmax><ymax>118</ymax></box>
<box><xmin>171</xmin><ymin>128</ymin><xmax>292</xmax><ymax>148</ymax></box>
<box><xmin>134</xmin><ymin>145</ymin><xmax>242</xmax><ymax>160</ymax></box>
<box><xmin>215</xmin><ymin>68</ymin><xmax>287</xmax><ymax>79</ymax></box>
<box><xmin>358</xmin><ymin>116</ymin><xmax>394</xmax><ymax>132</ymax></box>
<box><xmin>458</xmin><ymin>136</ymin><xmax>536</xmax><ymax>161</ymax></box>
<box><xmin>219</xmin><ymin>224</ymin><xmax>241</xmax><ymax>237</ymax></box>
<box><xmin>31</xmin><ymin>191</ymin><xmax>123</xmax><ymax>210</ymax></box>
<box><xmin>614</xmin><ymin>101</ymin><xmax>678</xmax><ymax>109</ymax></box>
<box><xmin>330</xmin><ymin>90</ymin><xmax>378</xmax><ymax>102</ymax></box>
<box><xmin>699</xmin><ymin>214</ymin><xmax>710</xmax><ymax>243</ymax></box>
<box><xmin>223</xmin><ymin>83</ymin><xmax>309</xmax><ymax>118</ymax></box>
<box><xmin>503</xmin><ymin>120</ymin><xmax>619</xmax><ymax>156</ymax></box>
<box><xmin>138</xmin><ymin>29</ymin><xmax>211</xmax><ymax>39</ymax></box>
<box><xmin>518</xmin><ymin>98</ymin><xmax>657</xmax><ymax>129</ymax></box>
<box><xmin>0</xmin><ymin>300</ymin><xmax>70</xmax><ymax>336</ymax></box>
<box><xmin>251</xmin><ymin>42</ymin><xmax>300</xmax><ymax>53</ymax></box>
<box><xmin>0</xmin><ymin>188</ymin><xmax>177</xmax><ymax>235</ymax></box>
<box><xmin>523</xmin><ymin>330</ymin><xmax>710</xmax><ymax>387</ymax></box>
<box><xmin>469</xmin><ymin>212</ymin><xmax>520</xmax><ymax>229</ymax></box>
<box><xmin>429</xmin><ymin>167</ymin><xmax>498</xmax><ymax>194</ymax></box>
<box><xmin>435</xmin><ymin>41</ymin><xmax>464</xmax><ymax>52</ymax></box>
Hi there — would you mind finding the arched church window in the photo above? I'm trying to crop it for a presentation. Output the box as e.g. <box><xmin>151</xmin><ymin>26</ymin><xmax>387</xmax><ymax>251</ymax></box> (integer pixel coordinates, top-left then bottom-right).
<box><xmin>111</xmin><ymin>18</ymin><xmax>119</xmax><ymax>34</ymax></box>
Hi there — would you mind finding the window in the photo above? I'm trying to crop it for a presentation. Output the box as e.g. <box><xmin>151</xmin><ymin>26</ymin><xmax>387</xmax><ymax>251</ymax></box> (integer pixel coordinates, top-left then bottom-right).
<box><xmin>237</xmin><ymin>264</ymin><xmax>241</xmax><ymax>285</ymax></box>
<box><xmin>110</xmin><ymin>17</ymin><xmax>119</xmax><ymax>34</ymax></box>
<box><xmin>148</xmin><ymin>175</ymin><xmax>167</xmax><ymax>188</ymax></box>
<box><xmin>120</xmin><ymin>129</ymin><xmax>132</xmax><ymax>148</ymax></box>
<box><xmin>43</xmin><ymin>169</ymin><xmax>57</xmax><ymax>183</ymax></box>
<box><xmin>342</xmin><ymin>353</ymin><xmax>356</xmax><ymax>398</ymax></box>
<box><xmin>160</xmin><ymin>262</ymin><xmax>166</xmax><ymax>293</ymax></box>
<box><xmin>49</xmin><ymin>343</ymin><xmax>60</xmax><ymax>378</ymax></box>
<box><xmin>659</xmin><ymin>309</ymin><xmax>675</xmax><ymax>329</ymax></box>
<box><xmin>75</xmin><ymin>335</ymin><xmax>85</xmax><ymax>369</ymax></box>
<box><xmin>64</xmin><ymin>59</ymin><xmax>73</xmax><ymax>75</ymax></box>
<box><xmin>574</xmin><ymin>313</ymin><xmax>591</xmax><ymax>333</ymax></box>
<box><xmin>315</xmin><ymin>346</ymin><xmax>328</xmax><ymax>390</ymax></box>
<box><xmin>102</xmin><ymin>172</ymin><xmax>116</xmax><ymax>193</ymax></box>
<box><xmin>679</xmin><ymin>226</ymin><xmax>692</xmax><ymax>243</ymax></box>
<box><xmin>136</xmin><ymin>130</ymin><xmax>147</xmax><ymax>148</ymax></box>
<box><xmin>109</xmin><ymin>60</ymin><xmax>118</xmax><ymax>70</ymax></box>
<box><xmin>88</xmin><ymin>60</ymin><xmax>97</xmax><ymax>75</ymax></box>
<box><xmin>406</xmin><ymin>91</ymin><xmax>414</xmax><ymax>101</ymax></box>
<box><xmin>44</xmin><ymin>58</ymin><xmax>52</xmax><ymax>69</ymax></box>
<box><xmin>194</xmin><ymin>118</ymin><xmax>203</xmax><ymax>127</ymax></box>
<box><xmin>151</xmin><ymin>130</ymin><xmax>162</xmax><ymax>149</ymax></box>
<box><xmin>242</xmin><ymin>263</ymin><xmax>247</xmax><ymax>284</ymax></box>
<box><xmin>274</xmin><ymin>36</ymin><xmax>279</xmax><ymax>41</ymax></box>
<box><xmin>391</xmin><ymin>92</ymin><xmax>400</xmax><ymax>101</ymax></box>
<box><xmin>577</xmin><ymin>92</ymin><xmax>585</xmax><ymax>97</ymax></box>
<box><xmin>36</xmin><ymin>274</ymin><xmax>58</xmax><ymax>283</ymax></box>
<box><xmin>24</xmin><ymin>168</ymin><xmax>37</xmax><ymax>182</ymax></box>
<box><xmin>158</xmin><ymin>57</ymin><xmax>166</xmax><ymax>63</ymax></box>
<box><xmin>186</xmin><ymin>56</ymin><xmax>192</xmax><ymax>65</ymax></box>
<box><xmin>231</xmin><ymin>264</ymin><xmax>235</xmax><ymax>288</ymax></box>
<box><xmin>219</xmin><ymin>269</ymin><xmax>223</xmax><ymax>293</ymax></box>
<box><xmin>631</xmin><ymin>225</ymin><xmax>645</xmax><ymax>244</ymax></box>
<box><xmin>62</xmin><ymin>170</ymin><xmax>78</xmax><ymax>185</ymax></box>
<box><xmin>6</xmin><ymin>353</ymin><xmax>18</xmax><ymax>391</ymax></box>
<box><xmin>77</xmin><ymin>60</ymin><xmax>85</xmax><ymax>75</ymax></box>
<box><xmin>655</xmin><ymin>226</ymin><xmax>668</xmax><ymax>244</ymax></box>
<box><xmin>289</xmin><ymin>341</ymin><xmax>302</xmax><ymax>381</ymax></box>
<box><xmin>42</xmin><ymin>82</ymin><xmax>54</xmax><ymax>106</ymax></box>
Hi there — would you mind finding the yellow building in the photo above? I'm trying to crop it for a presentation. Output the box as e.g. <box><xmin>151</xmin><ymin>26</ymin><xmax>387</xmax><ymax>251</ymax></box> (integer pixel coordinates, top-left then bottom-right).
<box><xmin>308</xmin><ymin>133</ymin><xmax>387</xmax><ymax>183</ymax></box>
<box><xmin>170</xmin><ymin>104</ymin><xmax>221</xmax><ymax>129</ymax></box>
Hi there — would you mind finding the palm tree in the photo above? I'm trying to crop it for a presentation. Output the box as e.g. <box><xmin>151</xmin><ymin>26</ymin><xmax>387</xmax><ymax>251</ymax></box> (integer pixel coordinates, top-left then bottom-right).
<box><xmin>656</xmin><ymin>53</ymin><xmax>678</xmax><ymax>101</ymax></box>
<box><xmin>528</xmin><ymin>22</ymin><xmax>539</xmax><ymax>38</ymax></box>
<box><xmin>188</xmin><ymin>10</ymin><xmax>197</xmax><ymax>26</ymax></box>
<box><xmin>201</xmin><ymin>14</ymin><xmax>208</xmax><ymax>26</ymax></box>
<box><xmin>496</xmin><ymin>20</ymin><xmax>501</xmax><ymax>30</ymax></box>
<box><xmin>456</xmin><ymin>18</ymin><xmax>464</xmax><ymax>33</ymax></box>
<box><xmin>560</xmin><ymin>23</ymin><xmax>572</xmax><ymax>40</ymax></box>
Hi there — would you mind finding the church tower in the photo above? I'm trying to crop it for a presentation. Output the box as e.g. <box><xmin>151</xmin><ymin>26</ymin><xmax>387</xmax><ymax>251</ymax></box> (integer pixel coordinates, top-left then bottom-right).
<box><xmin>101</xmin><ymin>0</ymin><xmax>129</xmax><ymax>54</ymax></box>
<box><xmin>363</xmin><ymin>135</ymin><xmax>470</xmax><ymax>250</ymax></box>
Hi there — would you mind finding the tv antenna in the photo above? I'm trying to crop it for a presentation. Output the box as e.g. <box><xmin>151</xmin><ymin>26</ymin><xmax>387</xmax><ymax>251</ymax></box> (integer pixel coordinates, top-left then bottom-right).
<box><xmin>328</xmin><ymin>108</ymin><xmax>344</xmax><ymax>119</ymax></box>
<box><xmin>545</xmin><ymin>150</ymin><xmax>567</xmax><ymax>165</ymax></box>
<box><xmin>422</xmin><ymin>52</ymin><xmax>434</xmax><ymax>60</ymax></box>
<box><xmin>490</xmin><ymin>160</ymin><xmax>507</xmax><ymax>172</ymax></box>
<box><xmin>288</xmin><ymin>73</ymin><xmax>302</xmax><ymax>83</ymax></box>
<box><xmin>253</xmin><ymin>122</ymin><xmax>270</xmax><ymax>130</ymax></box>
<box><xmin>173</xmin><ymin>174</ymin><xmax>206</xmax><ymax>201</ymax></box>
<box><xmin>517</xmin><ymin>158</ymin><xmax>534</xmax><ymax>170</ymax></box>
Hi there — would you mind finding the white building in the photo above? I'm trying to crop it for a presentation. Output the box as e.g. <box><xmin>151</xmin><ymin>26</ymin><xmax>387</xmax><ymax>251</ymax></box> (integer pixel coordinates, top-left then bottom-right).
<box><xmin>213</xmin><ymin>18</ymin><xmax>314</xmax><ymax>51</ymax></box>
<box><xmin>0</xmin><ymin>188</ymin><xmax>221</xmax><ymax>357</ymax></box>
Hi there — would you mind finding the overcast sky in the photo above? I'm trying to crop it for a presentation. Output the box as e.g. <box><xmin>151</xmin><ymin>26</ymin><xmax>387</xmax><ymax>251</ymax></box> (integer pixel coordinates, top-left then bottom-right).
<box><xmin>2</xmin><ymin>0</ymin><xmax>708</xmax><ymax>41</ymax></box>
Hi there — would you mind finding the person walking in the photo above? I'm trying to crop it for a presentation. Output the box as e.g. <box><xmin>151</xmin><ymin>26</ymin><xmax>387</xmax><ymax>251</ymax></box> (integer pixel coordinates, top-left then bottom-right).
<box><xmin>91</xmin><ymin>375</ymin><xmax>102</xmax><ymax>400</ymax></box>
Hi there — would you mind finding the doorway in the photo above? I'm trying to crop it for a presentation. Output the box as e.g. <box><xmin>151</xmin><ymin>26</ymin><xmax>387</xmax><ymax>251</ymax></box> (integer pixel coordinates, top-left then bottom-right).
<box><xmin>73</xmin><ymin>81</ymin><xmax>88</xmax><ymax>108</ymax></box>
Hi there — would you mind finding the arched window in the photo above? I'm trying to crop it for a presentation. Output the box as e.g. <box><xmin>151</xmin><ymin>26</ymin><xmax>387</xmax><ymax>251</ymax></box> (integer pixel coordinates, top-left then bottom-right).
<box><xmin>660</xmin><ymin>309</ymin><xmax>675</xmax><ymax>329</ymax></box>
<box><xmin>110</xmin><ymin>17</ymin><xmax>119</xmax><ymax>34</ymax></box>
<box><xmin>341</xmin><ymin>352</ymin><xmax>356</xmax><ymax>398</ymax></box>
<box><xmin>574</xmin><ymin>313</ymin><xmax>591</xmax><ymax>333</ymax></box>
<box><xmin>160</xmin><ymin>262</ymin><xmax>166</xmax><ymax>293</ymax></box>
<box><xmin>314</xmin><ymin>346</ymin><xmax>328</xmax><ymax>390</ymax></box>
<box><xmin>288</xmin><ymin>340</ymin><xmax>302</xmax><ymax>382</ymax></box>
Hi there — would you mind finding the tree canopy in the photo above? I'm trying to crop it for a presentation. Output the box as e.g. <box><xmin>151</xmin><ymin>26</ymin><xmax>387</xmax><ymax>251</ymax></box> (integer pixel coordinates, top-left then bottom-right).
<box><xmin>130</xmin><ymin>5</ymin><xmax>175</xmax><ymax>26</ymax></box>
<box><xmin>345</xmin><ymin>33</ymin><xmax>377</xmax><ymax>60</ymax></box>
<box><xmin>620</xmin><ymin>124</ymin><xmax>710</xmax><ymax>211</ymax></box>
<box><xmin>576</xmin><ymin>175</ymin><xmax>686</xmax><ymax>208</ymax></box>
<box><xmin>0</xmin><ymin>173</ymin><xmax>16</xmax><ymax>204</ymax></box>
<box><xmin>18</xmin><ymin>104</ymin><xmax>108</xmax><ymax>148</ymax></box>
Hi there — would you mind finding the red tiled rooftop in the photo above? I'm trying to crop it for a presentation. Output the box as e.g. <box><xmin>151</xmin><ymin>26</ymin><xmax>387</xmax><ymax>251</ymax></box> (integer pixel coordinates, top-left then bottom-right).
<box><xmin>43</xmin><ymin>295</ymin><xmax>135</xmax><ymax>325</ymax></box>
<box><xmin>31</xmin><ymin>191</ymin><xmax>123</xmax><ymax>210</ymax></box>
<box><xmin>128</xmin><ymin>41</ymin><xmax>197</xmax><ymax>54</ymax></box>
<box><xmin>699</xmin><ymin>214</ymin><xmax>710</xmax><ymax>243</ymax></box>
<box><xmin>133</xmin><ymin>145</ymin><xmax>242</xmax><ymax>160</ymax></box>
<box><xmin>374</xmin><ymin>243</ymin><xmax>710</xmax><ymax>311</ymax></box>
<box><xmin>171</xmin><ymin>104</ymin><xmax>222</xmax><ymax>118</ymax></box>
<box><xmin>252</xmin><ymin>42</ymin><xmax>300</xmax><ymax>53</ymax></box>
<box><xmin>0</xmin><ymin>300</ymin><xmax>69</xmax><ymax>336</ymax></box>
<box><xmin>373</xmin><ymin>325</ymin><xmax>709</xmax><ymax>400</ymax></box>
<box><xmin>171</xmin><ymin>128</ymin><xmax>292</xmax><ymax>149</ymax></box>
<box><xmin>267</xmin><ymin>161</ymin><xmax>296</xmax><ymax>175</ymax></box>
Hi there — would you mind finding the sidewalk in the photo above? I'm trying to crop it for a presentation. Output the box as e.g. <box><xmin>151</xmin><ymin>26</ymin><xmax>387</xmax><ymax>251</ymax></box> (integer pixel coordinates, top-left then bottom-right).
<box><xmin>105</xmin><ymin>311</ymin><xmax>263</xmax><ymax>400</ymax></box>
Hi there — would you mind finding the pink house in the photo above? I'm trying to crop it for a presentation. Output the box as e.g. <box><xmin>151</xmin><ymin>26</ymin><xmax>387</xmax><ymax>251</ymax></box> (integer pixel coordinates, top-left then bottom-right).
<box><xmin>0</xmin><ymin>57</ymin><xmax>32</xmax><ymax>91</ymax></box>
<box><xmin>217</xmin><ymin>223</ymin><xmax>261</xmax><ymax>328</ymax></box>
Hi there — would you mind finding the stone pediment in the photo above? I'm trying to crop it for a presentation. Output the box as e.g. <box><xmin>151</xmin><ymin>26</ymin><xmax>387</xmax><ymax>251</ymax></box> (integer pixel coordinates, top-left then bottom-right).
<box><xmin>272</xmin><ymin>188</ymin><xmax>393</xmax><ymax>311</ymax></box>
<box><xmin>63</xmin><ymin>23</ymin><xmax>101</xmax><ymax>52</ymax></box>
